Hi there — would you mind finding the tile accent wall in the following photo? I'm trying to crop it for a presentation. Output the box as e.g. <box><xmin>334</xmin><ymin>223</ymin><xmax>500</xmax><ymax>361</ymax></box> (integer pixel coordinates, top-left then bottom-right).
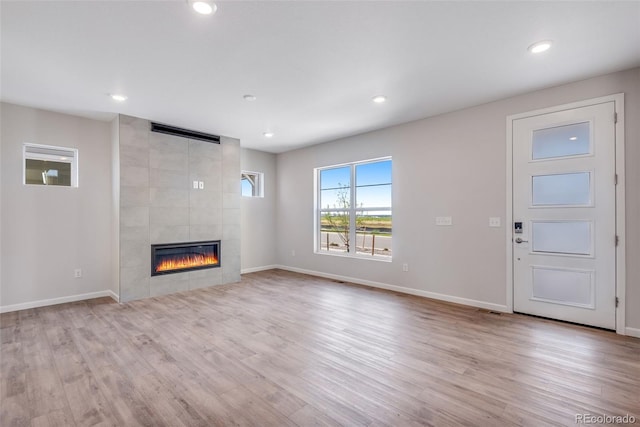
<box><xmin>118</xmin><ymin>115</ymin><xmax>240</xmax><ymax>302</ymax></box>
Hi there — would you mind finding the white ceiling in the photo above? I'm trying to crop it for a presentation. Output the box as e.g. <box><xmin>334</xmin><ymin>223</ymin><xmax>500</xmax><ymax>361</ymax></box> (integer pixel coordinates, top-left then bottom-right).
<box><xmin>2</xmin><ymin>1</ymin><xmax>639</xmax><ymax>153</ymax></box>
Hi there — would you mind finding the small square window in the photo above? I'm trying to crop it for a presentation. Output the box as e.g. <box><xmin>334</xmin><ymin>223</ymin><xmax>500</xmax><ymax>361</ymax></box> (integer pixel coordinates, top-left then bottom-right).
<box><xmin>241</xmin><ymin>171</ymin><xmax>263</xmax><ymax>197</ymax></box>
<box><xmin>24</xmin><ymin>144</ymin><xmax>78</xmax><ymax>187</ymax></box>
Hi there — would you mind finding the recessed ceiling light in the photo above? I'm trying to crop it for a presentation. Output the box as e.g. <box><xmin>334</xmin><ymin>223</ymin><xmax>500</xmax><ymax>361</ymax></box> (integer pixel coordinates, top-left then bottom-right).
<box><xmin>263</xmin><ymin>132</ymin><xmax>274</xmax><ymax>138</ymax></box>
<box><xmin>110</xmin><ymin>94</ymin><xmax>128</xmax><ymax>102</ymax></box>
<box><xmin>528</xmin><ymin>40</ymin><xmax>552</xmax><ymax>54</ymax></box>
<box><xmin>372</xmin><ymin>95</ymin><xmax>387</xmax><ymax>104</ymax></box>
<box><xmin>243</xmin><ymin>95</ymin><xmax>257</xmax><ymax>101</ymax></box>
<box><xmin>191</xmin><ymin>1</ymin><xmax>216</xmax><ymax>15</ymax></box>
<box><xmin>569</xmin><ymin>136</ymin><xmax>577</xmax><ymax>141</ymax></box>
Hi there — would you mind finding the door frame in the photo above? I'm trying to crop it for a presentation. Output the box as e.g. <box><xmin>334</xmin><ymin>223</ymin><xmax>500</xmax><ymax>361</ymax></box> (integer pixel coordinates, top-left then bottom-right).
<box><xmin>505</xmin><ymin>94</ymin><xmax>626</xmax><ymax>334</ymax></box>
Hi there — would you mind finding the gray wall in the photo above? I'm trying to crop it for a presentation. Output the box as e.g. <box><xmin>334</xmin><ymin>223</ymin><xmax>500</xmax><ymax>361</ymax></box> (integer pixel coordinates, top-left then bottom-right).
<box><xmin>275</xmin><ymin>67</ymin><xmax>640</xmax><ymax>330</ymax></box>
<box><xmin>1</xmin><ymin>68</ymin><xmax>637</xmax><ymax>333</ymax></box>
<box><xmin>110</xmin><ymin>117</ymin><xmax>120</xmax><ymax>297</ymax></box>
<box><xmin>0</xmin><ymin>103</ymin><xmax>113</xmax><ymax>308</ymax></box>
<box><xmin>118</xmin><ymin>115</ymin><xmax>241</xmax><ymax>301</ymax></box>
<box><xmin>240</xmin><ymin>148</ymin><xmax>278</xmax><ymax>272</ymax></box>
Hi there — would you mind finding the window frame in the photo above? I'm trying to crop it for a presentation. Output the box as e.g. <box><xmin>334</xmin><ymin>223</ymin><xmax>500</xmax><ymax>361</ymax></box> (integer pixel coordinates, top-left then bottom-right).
<box><xmin>241</xmin><ymin>170</ymin><xmax>264</xmax><ymax>198</ymax></box>
<box><xmin>315</xmin><ymin>156</ymin><xmax>392</xmax><ymax>261</ymax></box>
<box><xmin>23</xmin><ymin>143</ymin><xmax>79</xmax><ymax>187</ymax></box>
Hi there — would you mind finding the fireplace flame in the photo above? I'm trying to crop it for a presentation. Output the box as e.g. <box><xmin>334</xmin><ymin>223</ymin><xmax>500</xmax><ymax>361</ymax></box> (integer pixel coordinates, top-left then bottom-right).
<box><xmin>155</xmin><ymin>253</ymin><xmax>218</xmax><ymax>273</ymax></box>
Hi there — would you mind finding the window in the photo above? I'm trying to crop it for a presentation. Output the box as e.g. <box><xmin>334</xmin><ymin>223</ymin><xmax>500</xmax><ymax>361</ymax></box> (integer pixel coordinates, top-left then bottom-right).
<box><xmin>316</xmin><ymin>158</ymin><xmax>392</xmax><ymax>259</ymax></box>
<box><xmin>241</xmin><ymin>171</ymin><xmax>263</xmax><ymax>197</ymax></box>
<box><xmin>23</xmin><ymin>144</ymin><xmax>78</xmax><ymax>187</ymax></box>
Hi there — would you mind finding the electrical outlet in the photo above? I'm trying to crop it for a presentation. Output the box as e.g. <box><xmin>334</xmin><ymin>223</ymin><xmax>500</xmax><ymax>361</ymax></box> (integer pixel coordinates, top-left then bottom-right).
<box><xmin>436</xmin><ymin>216</ymin><xmax>452</xmax><ymax>226</ymax></box>
<box><xmin>193</xmin><ymin>180</ymin><xmax>199</xmax><ymax>189</ymax></box>
<box><xmin>74</xmin><ymin>269</ymin><xmax>82</xmax><ymax>278</ymax></box>
<box><xmin>402</xmin><ymin>263</ymin><xmax>409</xmax><ymax>272</ymax></box>
<box><xmin>489</xmin><ymin>217</ymin><xmax>501</xmax><ymax>227</ymax></box>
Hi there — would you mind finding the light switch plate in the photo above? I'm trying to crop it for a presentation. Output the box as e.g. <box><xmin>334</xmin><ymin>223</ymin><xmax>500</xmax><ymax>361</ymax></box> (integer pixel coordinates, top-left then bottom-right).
<box><xmin>489</xmin><ymin>217</ymin><xmax>501</xmax><ymax>227</ymax></box>
<box><xmin>198</xmin><ymin>181</ymin><xmax>204</xmax><ymax>190</ymax></box>
<box><xmin>436</xmin><ymin>216</ymin><xmax>452</xmax><ymax>226</ymax></box>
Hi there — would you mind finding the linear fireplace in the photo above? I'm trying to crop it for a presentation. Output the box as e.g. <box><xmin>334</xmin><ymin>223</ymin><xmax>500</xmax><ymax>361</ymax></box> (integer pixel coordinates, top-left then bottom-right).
<box><xmin>151</xmin><ymin>240</ymin><xmax>220</xmax><ymax>276</ymax></box>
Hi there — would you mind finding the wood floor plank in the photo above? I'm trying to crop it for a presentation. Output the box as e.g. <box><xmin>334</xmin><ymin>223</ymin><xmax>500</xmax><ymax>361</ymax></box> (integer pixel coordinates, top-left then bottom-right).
<box><xmin>1</xmin><ymin>269</ymin><xmax>639</xmax><ymax>426</ymax></box>
<box><xmin>92</xmin><ymin>363</ymin><xmax>165</xmax><ymax>427</ymax></box>
<box><xmin>20</xmin><ymin>313</ymin><xmax>71</xmax><ymax>419</ymax></box>
<box><xmin>29</xmin><ymin>408</ymin><xmax>76</xmax><ymax>427</ymax></box>
<box><xmin>130</xmin><ymin>371</ymin><xmax>209</xmax><ymax>427</ymax></box>
<box><xmin>1</xmin><ymin>395</ymin><xmax>31</xmax><ymax>427</ymax></box>
<box><xmin>219</xmin><ymin>386</ymin><xmax>299</xmax><ymax>427</ymax></box>
<box><xmin>288</xmin><ymin>404</ymin><xmax>343</xmax><ymax>427</ymax></box>
<box><xmin>242</xmin><ymin>376</ymin><xmax>307</xmax><ymax>417</ymax></box>
<box><xmin>43</xmin><ymin>316</ymin><xmax>119</xmax><ymax>427</ymax></box>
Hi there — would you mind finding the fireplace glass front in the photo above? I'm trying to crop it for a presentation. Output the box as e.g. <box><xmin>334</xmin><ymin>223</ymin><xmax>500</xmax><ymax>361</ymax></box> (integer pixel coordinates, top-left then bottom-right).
<box><xmin>151</xmin><ymin>241</ymin><xmax>220</xmax><ymax>276</ymax></box>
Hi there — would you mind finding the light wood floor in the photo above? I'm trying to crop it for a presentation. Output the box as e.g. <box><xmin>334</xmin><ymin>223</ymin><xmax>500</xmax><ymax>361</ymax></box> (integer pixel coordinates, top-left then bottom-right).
<box><xmin>1</xmin><ymin>269</ymin><xmax>639</xmax><ymax>426</ymax></box>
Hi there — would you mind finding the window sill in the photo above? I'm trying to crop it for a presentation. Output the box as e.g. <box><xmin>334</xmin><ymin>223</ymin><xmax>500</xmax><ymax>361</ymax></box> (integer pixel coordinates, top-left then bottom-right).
<box><xmin>314</xmin><ymin>250</ymin><xmax>392</xmax><ymax>262</ymax></box>
<box><xmin>23</xmin><ymin>183</ymin><xmax>77</xmax><ymax>188</ymax></box>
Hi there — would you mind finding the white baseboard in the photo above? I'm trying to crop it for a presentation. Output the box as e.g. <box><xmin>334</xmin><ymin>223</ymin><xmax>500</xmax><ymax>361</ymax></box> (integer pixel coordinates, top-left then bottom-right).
<box><xmin>625</xmin><ymin>327</ymin><xmax>640</xmax><ymax>339</ymax></box>
<box><xmin>275</xmin><ymin>264</ymin><xmax>510</xmax><ymax>313</ymax></box>
<box><xmin>241</xmin><ymin>265</ymin><xmax>280</xmax><ymax>275</ymax></box>
<box><xmin>108</xmin><ymin>290</ymin><xmax>119</xmax><ymax>303</ymax></box>
<box><xmin>0</xmin><ymin>289</ymin><xmax>119</xmax><ymax>313</ymax></box>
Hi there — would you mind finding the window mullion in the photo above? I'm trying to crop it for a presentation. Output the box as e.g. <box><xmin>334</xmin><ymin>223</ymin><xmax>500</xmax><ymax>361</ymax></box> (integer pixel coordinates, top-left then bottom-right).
<box><xmin>318</xmin><ymin>173</ymin><xmax>322</xmax><ymax>252</ymax></box>
<box><xmin>349</xmin><ymin>165</ymin><xmax>356</xmax><ymax>254</ymax></box>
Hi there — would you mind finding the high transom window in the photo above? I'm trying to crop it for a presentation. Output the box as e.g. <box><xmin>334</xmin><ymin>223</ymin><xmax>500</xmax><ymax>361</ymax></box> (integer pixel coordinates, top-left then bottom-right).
<box><xmin>241</xmin><ymin>171</ymin><xmax>264</xmax><ymax>197</ymax></box>
<box><xmin>23</xmin><ymin>143</ymin><xmax>78</xmax><ymax>187</ymax></box>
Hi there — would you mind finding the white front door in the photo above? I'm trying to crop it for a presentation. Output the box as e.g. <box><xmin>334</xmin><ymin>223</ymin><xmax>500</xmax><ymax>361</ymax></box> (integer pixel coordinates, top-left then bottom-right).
<box><xmin>512</xmin><ymin>100</ymin><xmax>617</xmax><ymax>329</ymax></box>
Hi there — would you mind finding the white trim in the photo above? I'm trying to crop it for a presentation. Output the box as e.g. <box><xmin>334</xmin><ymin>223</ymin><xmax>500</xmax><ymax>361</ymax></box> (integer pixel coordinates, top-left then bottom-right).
<box><xmin>313</xmin><ymin>250</ymin><xmax>392</xmax><ymax>262</ymax></box>
<box><xmin>275</xmin><ymin>265</ymin><xmax>509</xmax><ymax>313</ymax></box>
<box><xmin>314</xmin><ymin>156</ymin><xmax>393</xmax><ymax>171</ymax></box>
<box><xmin>241</xmin><ymin>265</ymin><xmax>279</xmax><ymax>274</ymax></box>
<box><xmin>625</xmin><ymin>327</ymin><xmax>640</xmax><ymax>339</ymax></box>
<box><xmin>507</xmin><ymin>94</ymin><xmax>625</xmax><ymax>121</ymax></box>
<box><xmin>506</xmin><ymin>93</ymin><xmax>626</xmax><ymax>334</ymax></box>
<box><xmin>0</xmin><ymin>290</ymin><xmax>118</xmax><ymax>313</ymax></box>
<box><xmin>506</xmin><ymin>110</ymin><xmax>514</xmax><ymax>312</ymax></box>
<box><xmin>613</xmin><ymin>93</ymin><xmax>626</xmax><ymax>336</ymax></box>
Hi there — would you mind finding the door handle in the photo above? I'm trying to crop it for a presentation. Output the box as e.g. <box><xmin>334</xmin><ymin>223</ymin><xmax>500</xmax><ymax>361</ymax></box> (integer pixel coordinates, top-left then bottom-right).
<box><xmin>515</xmin><ymin>237</ymin><xmax>528</xmax><ymax>244</ymax></box>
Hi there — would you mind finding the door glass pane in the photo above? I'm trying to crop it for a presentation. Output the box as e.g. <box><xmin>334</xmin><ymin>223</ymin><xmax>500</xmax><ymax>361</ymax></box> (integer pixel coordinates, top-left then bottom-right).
<box><xmin>532</xmin><ymin>267</ymin><xmax>593</xmax><ymax>307</ymax></box>
<box><xmin>532</xmin><ymin>122</ymin><xmax>590</xmax><ymax>160</ymax></box>
<box><xmin>531</xmin><ymin>221</ymin><xmax>591</xmax><ymax>255</ymax></box>
<box><xmin>532</xmin><ymin>172</ymin><xmax>591</xmax><ymax>206</ymax></box>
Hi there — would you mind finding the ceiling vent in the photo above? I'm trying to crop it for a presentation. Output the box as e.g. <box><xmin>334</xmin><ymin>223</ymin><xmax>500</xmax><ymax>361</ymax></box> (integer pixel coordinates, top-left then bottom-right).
<box><xmin>150</xmin><ymin>122</ymin><xmax>220</xmax><ymax>144</ymax></box>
